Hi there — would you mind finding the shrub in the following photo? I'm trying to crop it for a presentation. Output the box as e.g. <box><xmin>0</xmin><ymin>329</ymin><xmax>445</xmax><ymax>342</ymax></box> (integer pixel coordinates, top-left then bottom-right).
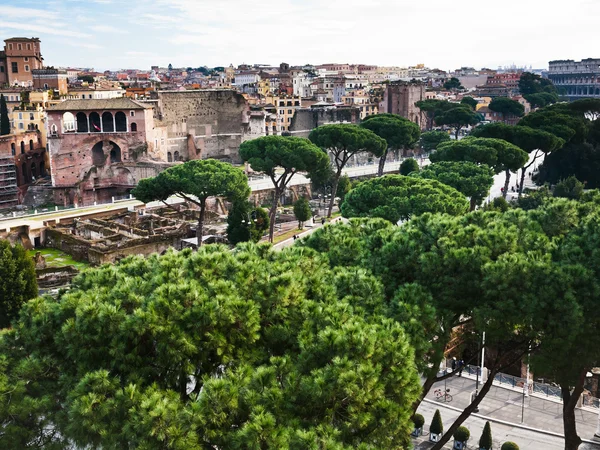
<box><xmin>453</xmin><ymin>426</ymin><xmax>470</xmax><ymax>441</ymax></box>
<box><xmin>412</xmin><ymin>413</ymin><xmax>425</xmax><ymax>429</ymax></box>
<box><xmin>553</xmin><ymin>175</ymin><xmax>584</xmax><ymax>200</ymax></box>
<box><xmin>501</xmin><ymin>442</ymin><xmax>519</xmax><ymax>450</ymax></box>
<box><xmin>430</xmin><ymin>409</ymin><xmax>443</xmax><ymax>434</ymax></box>
<box><xmin>479</xmin><ymin>421</ymin><xmax>493</xmax><ymax>449</ymax></box>
<box><xmin>293</xmin><ymin>197</ymin><xmax>312</xmax><ymax>228</ymax></box>
<box><xmin>400</xmin><ymin>158</ymin><xmax>420</xmax><ymax>175</ymax></box>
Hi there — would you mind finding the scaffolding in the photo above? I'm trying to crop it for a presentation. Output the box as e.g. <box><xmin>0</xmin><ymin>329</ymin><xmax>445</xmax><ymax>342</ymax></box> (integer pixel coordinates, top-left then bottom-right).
<box><xmin>0</xmin><ymin>155</ymin><xmax>19</xmax><ymax>208</ymax></box>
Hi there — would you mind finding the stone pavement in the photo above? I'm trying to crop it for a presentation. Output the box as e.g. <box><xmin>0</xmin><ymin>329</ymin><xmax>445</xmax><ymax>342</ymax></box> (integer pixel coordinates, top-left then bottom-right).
<box><xmin>412</xmin><ymin>374</ymin><xmax>600</xmax><ymax>449</ymax></box>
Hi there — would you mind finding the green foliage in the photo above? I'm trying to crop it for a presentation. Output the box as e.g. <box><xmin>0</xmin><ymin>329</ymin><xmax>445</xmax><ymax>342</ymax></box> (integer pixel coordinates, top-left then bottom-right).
<box><xmin>415</xmin><ymin>161</ymin><xmax>494</xmax><ymax>209</ymax></box>
<box><xmin>518</xmin><ymin>104</ymin><xmax>588</xmax><ymax>144</ymax></box>
<box><xmin>0</xmin><ymin>245</ymin><xmax>421</xmax><ymax>449</ymax></box>
<box><xmin>412</xmin><ymin>413</ymin><xmax>425</xmax><ymax>429</ymax></box>
<box><xmin>501</xmin><ymin>442</ymin><xmax>519</xmax><ymax>450</ymax></box>
<box><xmin>484</xmin><ymin>196</ymin><xmax>510</xmax><ymax>212</ymax></box>
<box><xmin>0</xmin><ymin>95</ymin><xmax>10</xmax><ymax>136</ymax></box>
<box><xmin>524</xmin><ymin>92</ymin><xmax>558</xmax><ymax>109</ymax></box>
<box><xmin>453</xmin><ymin>426</ymin><xmax>470</xmax><ymax>441</ymax></box>
<box><xmin>519</xmin><ymin>71</ymin><xmax>556</xmax><ymax>96</ymax></box>
<box><xmin>489</xmin><ymin>97</ymin><xmax>525</xmax><ymax>119</ymax></box>
<box><xmin>430</xmin><ymin>409</ymin><xmax>443</xmax><ymax>434</ymax></box>
<box><xmin>293</xmin><ymin>197</ymin><xmax>312</xmax><ymax>227</ymax></box>
<box><xmin>415</xmin><ymin>99</ymin><xmax>458</xmax><ymax>130</ymax></box>
<box><xmin>77</xmin><ymin>75</ymin><xmax>95</xmax><ymax>83</ymax></box>
<box><xmin>538</xmin><ymin>142</ymin><xmax>600</xmax><ymax>188</ymax></box>
<box><xmin>419</xmin><ymin>131</ymin><xmax>451</xmax><ymax>151</ymax></box>
<box><xmin>336</xmin><ymin>174</ymin><xmax>352</xmax><ymax>203</ymax></box>
<box><xmin>341</xmin><ymin>175</ymin><xmax>468</xmax><ymax>223</ymax></box>
<box><xmin>568</xmin><ymin>98</ymin><xmax>600</xmax><ymax>120</ymax></box>
<box><xmin>226</xmin><ymin>201</ymin><xmax>269</xmax><ymax>245</ymax></box>
<box><xmin>399</xmin><ymin>158</ymin><xmax>419</xmax><ymax>175</ymax></box>
<box><xmin>0</xmin><ymin>241</ymin><xmax>38</xmax><ymax>329</ymax></box>
<box><xmin>434</xmin><ymin>106</ymin><xmax>480</xmax><ymax>137</ymax></box>
<box><xmin>443</xmin><ymin>77</ymin><xmax>464</xmax><ymax>91</ymax></box>
<box><xmin>360</xmin><ymin>114</ymin><xmax>421</xmax><ymax>150</ymax></box>
<box><xmin>460</xmin><ymin>96</ymin><xmax>478</xmax><ymax>110</ymax></box>
<box><xmin>479</xmin><ymin>421</ymin><xmax>493</xmax><ymax>449</ymax></box>
<box><xmin>517</xmin><ymin>187</ymin><xmax>551</xmax><ymax>210</ymax></box>
<box><xmin>553</xmin><ymin>175</ymin><xmax>584</xmax><ymax>200</ymax></box>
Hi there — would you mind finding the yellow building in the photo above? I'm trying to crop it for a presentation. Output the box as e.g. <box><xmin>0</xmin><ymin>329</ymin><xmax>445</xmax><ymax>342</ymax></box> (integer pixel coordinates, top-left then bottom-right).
<box><xmin>265</xmin><ymin>95</ymin><xmax>302</xmax><ymax>132</ymax></box>
<box><xmin>9</xmin><ymin>91</ymin><xmax>50</xmax><ymax>147</ymax></box>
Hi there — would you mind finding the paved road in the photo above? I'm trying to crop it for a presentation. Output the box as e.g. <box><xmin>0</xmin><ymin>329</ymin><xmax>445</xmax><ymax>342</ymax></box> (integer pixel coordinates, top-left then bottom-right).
<box><xmin>412</xmin><ymin>373</ymin><xmax>600</xmax><ymax>449</ymax></box>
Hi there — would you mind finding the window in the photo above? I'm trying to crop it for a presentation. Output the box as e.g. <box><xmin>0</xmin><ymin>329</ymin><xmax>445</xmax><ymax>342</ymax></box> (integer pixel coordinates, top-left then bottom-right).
<box><xmin>18</xmin><ymin>123</ymin><xmax>24</xmax><ymax>130</ymax></box>
<box><xmin>27</xmin><ymin>44</ymin><xmax>31</xmax><ymax>50</ymax></box>
<box><xmin>18</xmin><ymin>44</ymin><xmax>22</xmax><ymax>50</ymax></box>
<box><xmin>24</xmin><ymin>57</ymin><xmax>29</xmax><ymax>62</ymax></box>
<box><xmin>288</xmin><ymin>110</ymin><xmax>292</xmax><ymax>114</ymax></box>
<box><xmin>130</xmin><ymin>111</ymin><xmax>135</xmax><ymax>117</ymax></box>
<box><xmin>29</xmin><ymin>113</ymin><xmax>34</xmax><ymax>120</ymax></box>
<box><xmin>25</xmin><ymin>65</ymin><xmax>29</xmax><ymax>72</ymax></box>
<box><xmin>11</xmin><ymin>143</ymin><xmax>15</xmax><ymax>156</ymax></box>
<box><xmin>18</xmin><ymin>113</ymin><xmax>22</xmax><ymax>120</ymax></box>
<box><xmin>20</xmin><ymin>141</ymin><xmax>25</xmax><ymax>153</ymax></box>
<box><xmin>8</xmin><ymin>43</ymin><xmax>12</xmax><ymax>50</ymax></box>
<box><xmin>0</xmin><ymin>65</ymin><xmax>4</xmax><ymax>73</ymax></box>
<box><xmin>11</xmin><ymin>62</ymin><xmax>18</xmax><ymax>73</ymax></box>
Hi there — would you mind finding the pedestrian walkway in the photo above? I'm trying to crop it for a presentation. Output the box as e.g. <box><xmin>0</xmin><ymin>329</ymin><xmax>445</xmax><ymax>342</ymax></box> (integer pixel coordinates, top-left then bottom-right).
<box><xmin>412</xmin><ymin>374</ymin><xmax>600</xmax><ymax>449</ymax></box>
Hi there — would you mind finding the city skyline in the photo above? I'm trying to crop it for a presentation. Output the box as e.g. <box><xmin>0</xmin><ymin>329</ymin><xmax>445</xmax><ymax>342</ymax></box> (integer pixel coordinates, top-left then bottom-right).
<box><xmin>2</xmin><ymin>0</ymin><xmax>599</xmax><ymax>71</ymax></box>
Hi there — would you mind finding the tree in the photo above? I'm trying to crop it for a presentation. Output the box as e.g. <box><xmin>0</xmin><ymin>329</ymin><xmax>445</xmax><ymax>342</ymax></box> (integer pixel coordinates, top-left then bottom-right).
<box><xmin>488</xmin><ymin>97</ymin><xmax>525</xmax><ymax>123</ymax></box>
<box><xmin>293</xmin><ymin>197</ymin><xmax>312</xmax><ymax>228</ymax></box>
<box><xmin>479</xmin><ymin>421</ymin><xmax>493</xmax><ymax>450</ymax></box>
<box><xmin>77</xmin><ymin>75</ymin><xmax>94</xmax><ymax>83</ymax></box>
<box><xmin>419</xmin><ymin>131</ymin><xmax>451</xmax><ymax>151</ymax></box>
<box><xmin>430</xmin><ymin>409</ymin><xmax>443</xmax><ymax>434</ymax></box>
<box><xmin>132</xmin><ymin>159</ymin><xmax>250</xmax><ymax>246</ymax></box>
<box><xmin>415</xmin><ymin>161</ymin><xmax>494</xmax><ymax>210</ymax></box>
<box><xmin>399</xmin><ymin>158</ymin><xmax>419</xmax><ymax>175</ymax></box>
<box><xmin>0</xmin><ymin>245</ymin><xmax>421</xmax><ymax>449</ymax></box>
<box><xmin>415</xmin><ymin>99</ymin><xmax>458</xmax><ymax>130</ymax></box>
<box><xmin>460</xmin><ymin>96</ymin><xmax>478</xmax><ymax>110</ymax></box>
<box><xmin>226</xmin><ymin>201</ymin><xmax>270</xmax><ymax>245</ymax></box>
<box><xmin>360</xmin><ymin>114</ymin><xmax>420</xmax><ymax>176</ymax></box>
<box><xmin>568</xmin><ymin>98</ymin><xmax>600</xmax><ymax>120</ymax></box>
<box><xmin>537</xmin><ymin>142</ymin><xmax>600</xmax><ymax>188</ymax></box>
<box><xmin>0</xmin><ymin>95</ymin><xmax>10</xmax><ymax>136</ymax></box>
<box><xmin>309</xmin><ymin>124</ymin><xmax>387</xmax><ymax>218</ymax></box>
<box><xmin>518</xmin><ymin>71</ymin><xmax>556</xmax><ymax>96</ymax></box>
<box><xmin>0</xmin><ymin>241</ymin><xmax>37</xmax><ymax>329</ymax></box>
<box><xmin>240</xmin><ymin>135</ymin><xmax>329</xmax><ymax>241</ymax></box>
<box><xmin>553</xmin><ymin>175</ymin><xmax>584</xmax><ymax>200</ymax></box>
<box><xmin>435</xmin><ymin>106</ymin><xmax>480</xmax><ymax>139</ymax></box>
<box><xmin>471</xmin><ymin>122</ymin><xmax>564</xmax><ymax>196</ymax></box>
<box><xmin>524</xmin><ymin>92</ymin><xmax>558</xmax><ymax>109</ymax></box>
<box><xmin>336</xmin><ymin>174</ymin><xmax>352</xmax><ymax>204</ymax></box>
<box><xmin>443</xmin><ymin>77</ymin><xmax>464</xmax><ymax>91</ymax></box>
<box><xmin>341</xmin><ymin>175</ymin><xmax>468</xmax><ymax>223</ymax></box>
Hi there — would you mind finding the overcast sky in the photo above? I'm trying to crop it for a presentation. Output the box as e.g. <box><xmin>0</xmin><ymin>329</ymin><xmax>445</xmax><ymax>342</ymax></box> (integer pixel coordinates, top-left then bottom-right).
<box><xmin>2</xmin><ymin>0</ymin><xmax>599</xmax><ymax>71</ymax></box>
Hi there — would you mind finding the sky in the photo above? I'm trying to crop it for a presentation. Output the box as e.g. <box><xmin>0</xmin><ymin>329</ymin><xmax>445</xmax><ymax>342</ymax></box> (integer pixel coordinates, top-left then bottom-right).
<box><xmin>1</xmin><ymin>0</ymin><xmax>599</xmax><ymax>72</ymax></box>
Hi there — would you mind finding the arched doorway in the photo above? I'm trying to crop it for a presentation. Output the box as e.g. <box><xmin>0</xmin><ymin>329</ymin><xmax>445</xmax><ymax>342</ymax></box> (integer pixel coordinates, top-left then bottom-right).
<box><xmin>63</xmin><ymin>112</ymin><xmax>75</xmax><ymax>132</ymax></box>
<box><xmin>102</xmin><ymin>112</ymin><xmax>114</xmax><ymax>132</ymax></box>
<box><xmin>89</xmin><ymin>112</ymin><xmax>101</xmax><ymax>132</ymax></box>
<box><xmin>110</xmin><ymin>146</ymin><xmax>122</xmax><ymax>163</ymax></box>
<box><xmin>130</xmin><ymin>122</ymin><xmax>137</xmax><ymax>132</ymax></box>
<box><xmin>115</xmin><ymin>112</ymin><xmax>127</xmax><ymax>132</ymax></box>
<box><xmin>20</xmin><ymin>142</ymin><xmax>25</xmax><ymax>154</ymax></box>
<box><xmin>92</xmin><ymin>141</ymin><xmax>106</xmax><ymax>166</ymax></box>
<box><xmin>167</xmin><ymin>152</ymin><xmax>172</xmax><ymax>162</ymax></box>
<box><xmin>76</xmin><ymin>112</ymin><xmax>88</xmax><ymax>132</ymax></box>
<box><xmin>29</xmin><ymin>139</ymin><xmax>34</xmax><ymax>151</ymax></box>
<box><xmin>174</xmin><ymin>151</ymin><xmax>180</xmax><ymax>161</ymax></box>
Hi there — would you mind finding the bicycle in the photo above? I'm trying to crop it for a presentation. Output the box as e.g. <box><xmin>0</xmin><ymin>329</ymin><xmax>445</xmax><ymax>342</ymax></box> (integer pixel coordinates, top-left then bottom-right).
<box><xmin>434</xmin><ymin>388</ymin><xmax>453</xmax><ymax>402</ymax></box>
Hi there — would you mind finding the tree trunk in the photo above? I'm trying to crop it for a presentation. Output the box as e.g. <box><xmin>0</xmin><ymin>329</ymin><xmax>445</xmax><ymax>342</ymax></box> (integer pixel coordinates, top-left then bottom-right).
<box><xmin>268</xmin><ymin>188</ymin><xmax>280</xmax><ymax>243</ymax></box>
<box><xmin>561</xmin><ymin>370</ymin><xmax>586</xmax><ymax>450</ymax></box>
<box><xmin>519</xmin><ymin>167</ymin><xmax>527</xmax><ymax>198</ymax></box>
<box><xmin>455</xmin><ymin>127</ymin><xmax>460</xmax><ymax>140</ymax></box>
<box><xmin>196</xmin><ymin>199</ymin><xmax>206</xmax><ymax>248</ymax></box>
<box><xmin>377</xmin><ymin>148</ymin><xmax>388</xmax><ymax>177</ymax></box>
<box><xmin>470</xmin><ymin>197</ymin><xmax>477</xmax><ymax>211</ymax></box>
<box><xmin>430</xmin><ymin>368</ymin><xmax>498</xmax><ymax>450</ymax></box>
<box><xmin>328</xmin><ymin>172</ymin><xmax>341</xmax><ymax>218</ymax></box>
<box><xmin>503</xmin><ymin>169</ymin><xmax>511</xmax><ymax>199</ymax></box>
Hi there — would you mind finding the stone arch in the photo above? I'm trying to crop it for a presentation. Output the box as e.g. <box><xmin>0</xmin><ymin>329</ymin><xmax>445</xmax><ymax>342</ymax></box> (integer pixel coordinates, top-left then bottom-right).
<box><xmin>115</xmin><ymin>112</ymin><xmax>127</xmax><ymax>132</ymax></box>
<box><xmin>130</xmin><ymin>122</ymin><xmax>137</xmax><ymax>132</ymax></box>
<box><xmin>29</xmin><ymin>139</ymin><xmax>34</xmax><ymax>151</ymax></box>
<box><xmin>102</xmin><ymin>112</ymin><xmax>114</xmax><ymax>132</ymax></box>
<box><xmin>20</xmin><ymin>141</ymin><xmax>25</xmax><ymax>154</ymax></box>
<box><xmin>89</xmin><ymin>112</ymin><xmax>101</xmax><ymax>132</ymax></box>
<box><xmin>76</xmin><ymin>112</ymin><xmax>88</xmax><ymax>132</ymax></box>
<box><xmin>167</xmin><ymin>152</ymin><xmax>173</xmax><ymax>162</ymax></box>
<box><xmin>110</xmin><ymin>146</ymin><xmax>122</xmax><ymax>163</ymax></box>
<box><xmin>174</xmin><ymin>151</ymin><xmax>180</xmax><ymax>161</ymax></box>
<box><xmin>31</xmin><ymin>163</ymin><xmax>37</xmax><ymax>179</ymax></box>
<box><xmin>63</xmin><ymin>112</ymin><xmax>75</xmax><ymax>132</ymax></box>
<box><xmin>39</xmin><ymin>161</ymin><xmax>46</xmax><ymax>177</ymax></box>
<box><xmin>113</xmin><ymin>167</ymin><xmax>135</xmax><ymax>186</ymax></box>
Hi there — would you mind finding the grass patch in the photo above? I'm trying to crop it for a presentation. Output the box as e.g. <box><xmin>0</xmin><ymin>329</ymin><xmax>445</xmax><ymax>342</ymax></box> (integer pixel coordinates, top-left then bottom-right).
<box><xmin>28</xmin><ymin>248</ymin><xmax>89</xmax><ymax>271</ymax></box>
<box><xmin>272</xmin><ymin>228</ymin><xmax>303</xmax><ymax>245</ymax></box>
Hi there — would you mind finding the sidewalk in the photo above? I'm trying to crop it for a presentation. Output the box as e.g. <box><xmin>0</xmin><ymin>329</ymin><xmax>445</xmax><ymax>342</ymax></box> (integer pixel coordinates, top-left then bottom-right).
<box><xmin>413</xmin><ymin>374</ymin><xmax>600</xmax><ymax>449</ymax></box>
<box><xmin>271</xmin><ymin>216</ymin><xmax>343</xmax><ymax>250</ymax></box>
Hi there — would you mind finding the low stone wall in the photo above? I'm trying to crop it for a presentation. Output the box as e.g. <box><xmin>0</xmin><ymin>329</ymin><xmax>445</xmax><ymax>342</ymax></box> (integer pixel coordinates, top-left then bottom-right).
<box><xmin>36</xmin><ymin>265</ymin><xmax>79</xmax><ymax>289</ymax></box>
<box><xmin>45</xmin><ymin>228</ymin><xmax>92</xmax><ymax>262</ymax></box>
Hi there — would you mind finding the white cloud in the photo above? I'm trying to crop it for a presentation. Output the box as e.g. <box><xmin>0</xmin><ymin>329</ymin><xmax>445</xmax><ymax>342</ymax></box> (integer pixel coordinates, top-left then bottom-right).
<box><xmin>2</xmin><ymin>21</ymin><xmax>89</xmax><ymax>38</ymax></box>
<box><xmin>2</xmin><ymin>5</ymin><xmax>59</xmax><ymax>20</ymax></box>
<box><xmin>89</xmin><ymin>25</ymin><xmax>127</xmax><ymax>34</ymax></box>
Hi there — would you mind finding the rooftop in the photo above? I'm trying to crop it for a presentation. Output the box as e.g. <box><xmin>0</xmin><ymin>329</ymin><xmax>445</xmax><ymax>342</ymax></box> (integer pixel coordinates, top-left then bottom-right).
<box><xmin>47</xmin><ymin>98</ymin><xmax>151</xmax><ymax>112</ymax></box>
